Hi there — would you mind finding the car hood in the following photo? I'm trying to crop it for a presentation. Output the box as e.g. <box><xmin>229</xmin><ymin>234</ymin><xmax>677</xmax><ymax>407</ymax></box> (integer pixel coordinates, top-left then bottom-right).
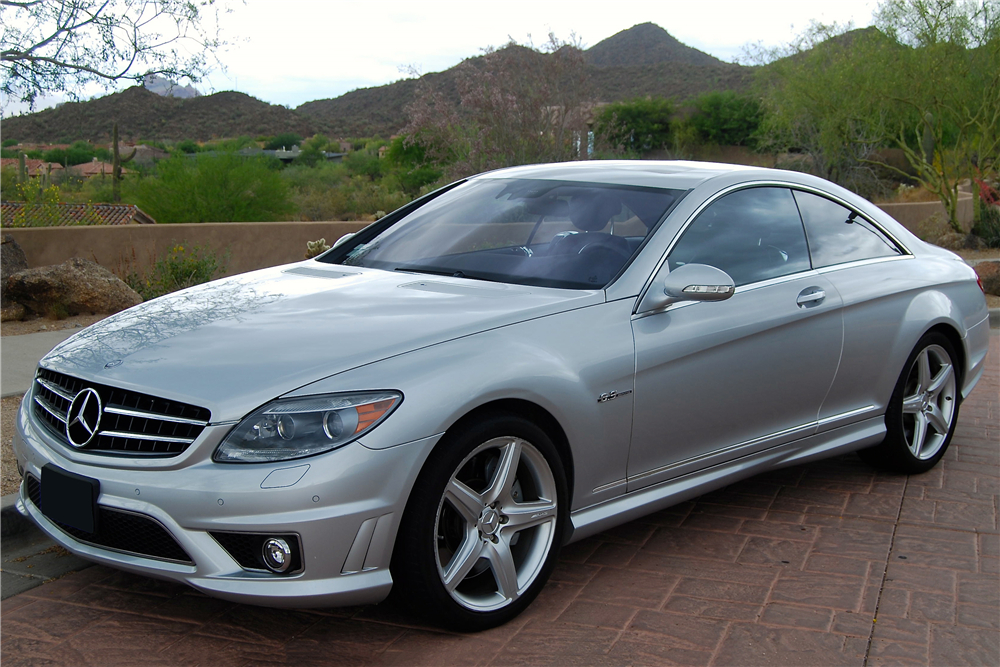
<box><xmin>40</xmin><ymin>262</ymin><xmax>603</xmax><ymax>421</ymax></box>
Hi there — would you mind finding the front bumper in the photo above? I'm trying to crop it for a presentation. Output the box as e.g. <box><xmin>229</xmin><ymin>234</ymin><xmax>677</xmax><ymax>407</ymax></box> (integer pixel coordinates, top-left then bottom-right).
<box><xmin>13</xmin><ymin>397</ymin><xmax>439</xmax><ymax>608</ymax></box>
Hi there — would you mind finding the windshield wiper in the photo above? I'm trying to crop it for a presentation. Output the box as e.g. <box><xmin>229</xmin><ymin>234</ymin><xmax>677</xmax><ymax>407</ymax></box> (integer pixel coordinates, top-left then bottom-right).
<box><xmin>394</xmin><ymin>265</ymin><xmax>500</xmax><ymax>283</ymax></box>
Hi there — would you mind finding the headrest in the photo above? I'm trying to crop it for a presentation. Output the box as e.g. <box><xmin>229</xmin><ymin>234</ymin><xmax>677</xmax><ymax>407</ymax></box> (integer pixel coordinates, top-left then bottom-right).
<box><xmin>569</xmin><ymin>193</ymin><xmax>621</xmax><ymax>232</ymax></box>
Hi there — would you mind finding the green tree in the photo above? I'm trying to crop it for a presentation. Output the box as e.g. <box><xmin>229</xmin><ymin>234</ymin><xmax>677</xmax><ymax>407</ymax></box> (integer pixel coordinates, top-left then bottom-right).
<box><xmin>752</xmin><ymin>1</ymin><xmax>1000</xmax><ymax>227</ymax></box>
<box><xmin>265</xmin><ymin>133</ymin><xmax>303</xmax><ymax>151</ymax></box>
<box><xmin>594</xmin><ymin>97</ymin><xmax>674</xmax><ymax>154</ymax></box>
<box><xmin>134</xmin><ymin>153</ymin><xmax>293</xmax><ymax>223</ymax></box>
<box><xmin>690</xmin><ymin>91</ymin><xmax>763</xmax><ymax>147</ymax></box>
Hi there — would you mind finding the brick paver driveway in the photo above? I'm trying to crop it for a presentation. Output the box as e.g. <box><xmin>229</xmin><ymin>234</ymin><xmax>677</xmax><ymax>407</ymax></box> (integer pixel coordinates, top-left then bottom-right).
<box><xmin>2</xmin><ymin>335</ymin><xmax>997</xmax><ymax>666</ymax></box>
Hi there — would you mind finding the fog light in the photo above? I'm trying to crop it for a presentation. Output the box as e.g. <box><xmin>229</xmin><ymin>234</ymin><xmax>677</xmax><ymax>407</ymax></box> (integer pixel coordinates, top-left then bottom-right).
<box><xmin>262</xmin><ymin>537</ymin><xmax>292</xmax><ymax>573</ymax></box>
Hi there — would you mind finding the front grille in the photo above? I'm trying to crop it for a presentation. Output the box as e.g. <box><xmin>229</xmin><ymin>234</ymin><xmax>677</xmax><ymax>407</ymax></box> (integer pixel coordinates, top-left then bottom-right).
<box><xmin>211</xmin><ymin>531</ymin><xmax>303</xmax><ymax>574</ymax></box>
<box><xmin>25</xmin><ymin>474</ymin><xmax>193</xmax><ymax>564</ymax></box>
<box><xmin>32</xmin><ymin>368</ymin><xmax>211</xmax><ymax>457</ymax></box>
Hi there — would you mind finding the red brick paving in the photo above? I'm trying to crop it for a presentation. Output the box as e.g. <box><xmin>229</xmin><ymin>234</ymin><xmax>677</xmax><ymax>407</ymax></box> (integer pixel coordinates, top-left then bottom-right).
<box><xmin>2</xmin><ymin>335</ymin><xmax>997</xmax><ymax>666</ymax></box>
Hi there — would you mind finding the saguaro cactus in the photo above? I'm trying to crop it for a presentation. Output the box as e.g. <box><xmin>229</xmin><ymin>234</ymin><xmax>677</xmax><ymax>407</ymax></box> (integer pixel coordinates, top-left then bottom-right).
<box><xmin>112</xmin><ymin>122</ymin><xmax>136</xmax><ymax>202</ymax></box>
<box><xmin>17</xmin><ymin>151</ymin><xmax>26</xmax><ymax>183</ymax></box>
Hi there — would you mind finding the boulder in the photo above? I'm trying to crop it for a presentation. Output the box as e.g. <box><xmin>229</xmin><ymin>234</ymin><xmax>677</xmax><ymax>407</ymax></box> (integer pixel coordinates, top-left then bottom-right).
<box><xmin>935</xmin><ymin>232</ymin><xmax>987</xmax><ymax>251</ymax></box>
<box><xmin>975</xmin><ymin>261</ymin><xmax>1000</xmax><ymax>296</ymax></box>
<box><xmin>5</xmin><ymin>257</ymin><xmax>142</xmax><ymax>317</ymax></box>
<box><xmin>1</xmin><ymin>303</ymin><xmax>27</xmax><ymax>322</ymax></box>
<box><xmin>1</xmin><ymin>234</ymin><xmax>29</xmax><ymax>307</ymax></box>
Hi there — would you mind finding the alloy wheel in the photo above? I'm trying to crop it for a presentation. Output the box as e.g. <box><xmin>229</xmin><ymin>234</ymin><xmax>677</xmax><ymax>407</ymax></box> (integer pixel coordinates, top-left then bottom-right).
<box><xmin>433</xmin><ymin>437</ymin><xmax>558</xmax><ymax>612</ymax></box>
<box><xmin>900</xmin><ymin>344</ymin><xmax>957</xmax><ymax>460</ymax></box>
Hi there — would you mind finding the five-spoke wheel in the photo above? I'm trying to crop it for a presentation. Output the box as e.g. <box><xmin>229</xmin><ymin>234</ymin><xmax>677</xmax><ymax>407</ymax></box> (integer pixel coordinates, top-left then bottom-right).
<box><xmin>859</xmin><ymin>332</ymin><xmax>961</xmax><ymax>473</ymax></box>
<box><xmin>393</xmin><ymin>414</ymin><xmax>566</xmax><ymax>630</ymax></box>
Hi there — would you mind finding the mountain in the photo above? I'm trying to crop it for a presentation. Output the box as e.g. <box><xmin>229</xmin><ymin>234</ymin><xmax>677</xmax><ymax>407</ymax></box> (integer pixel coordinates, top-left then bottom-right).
<box><xmin>585</xmin><ymin>22</ymin><xmax>725</xmax><ymax>67</ymax></box>
<box><xmin>296</xmin><ymin>25</ymin><xmax>750</xmax><ymax>137</ymax></box>
<box><xmin>2</xmin><ymin>23</ymin><xmax>750</xmax><ymax>143</ymax></box>
<box><xmin>3</xmin><ymin>87</ymin><xmax>318</xmax><ymax>143</ymax></box>
<box><xmin>143</xmin><ymin>74</ymin><xmax>200</xmax><ymax>99</ymax></box>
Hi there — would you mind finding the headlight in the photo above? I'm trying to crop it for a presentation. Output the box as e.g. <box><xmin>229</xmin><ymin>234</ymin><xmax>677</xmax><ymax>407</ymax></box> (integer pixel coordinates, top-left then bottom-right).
<box><xmin>214</xmin><ymin>391</ymin><xmax>402</xmax><ymax>463</ymax></box>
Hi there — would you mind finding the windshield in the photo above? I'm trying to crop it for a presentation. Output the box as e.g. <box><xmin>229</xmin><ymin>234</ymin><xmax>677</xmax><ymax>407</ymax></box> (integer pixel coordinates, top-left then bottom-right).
<box><xmin>324</xmin><ymin>178</ymin><xmax>684</xmax><ymax>289</ymax></box>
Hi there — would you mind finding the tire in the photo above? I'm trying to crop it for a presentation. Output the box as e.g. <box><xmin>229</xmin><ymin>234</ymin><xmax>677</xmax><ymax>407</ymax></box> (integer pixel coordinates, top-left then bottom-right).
<box><xmin>392</xmin><ymin>413</ymin><xmax>568</xmax><ymax>631</ymax></box>
<box><xmin>858</xmin><ymin>332</ymin><xmax>961</xmax><ymax>474</ymax></box>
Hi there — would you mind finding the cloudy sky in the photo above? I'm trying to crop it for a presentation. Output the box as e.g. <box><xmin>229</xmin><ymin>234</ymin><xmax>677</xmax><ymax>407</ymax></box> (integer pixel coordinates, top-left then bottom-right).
<box><xmin>3</xmin><ymin>0</ymin><xmax>877</xmax><ymax>114</ymax></box>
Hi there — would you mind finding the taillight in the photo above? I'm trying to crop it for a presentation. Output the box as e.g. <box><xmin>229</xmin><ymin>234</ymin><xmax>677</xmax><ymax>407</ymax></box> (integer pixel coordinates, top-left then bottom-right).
<box><xmin>976</xmin><ymin>274</ymin><xmax>985</xmax><ymax>293</ymax></box>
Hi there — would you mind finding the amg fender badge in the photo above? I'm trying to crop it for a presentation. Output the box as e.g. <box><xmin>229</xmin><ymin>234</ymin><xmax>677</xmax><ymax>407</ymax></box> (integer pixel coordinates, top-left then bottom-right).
<box><xmin>597</xmin><ymin>389</ymin><xmax>632</xmax><ymax>403</ymax></box>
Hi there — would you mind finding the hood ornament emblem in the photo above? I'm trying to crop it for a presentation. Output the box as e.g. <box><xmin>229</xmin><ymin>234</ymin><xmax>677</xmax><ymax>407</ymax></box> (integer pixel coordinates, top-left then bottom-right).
<box><xmin>66</xmin><ymin>388</ymin><xmax>103</xmax><ymax>448</ymax></box>
<box><xmin>104</xmin><ymin>360</ymin><xmax>123</xmax><ymax>369</ymax></box>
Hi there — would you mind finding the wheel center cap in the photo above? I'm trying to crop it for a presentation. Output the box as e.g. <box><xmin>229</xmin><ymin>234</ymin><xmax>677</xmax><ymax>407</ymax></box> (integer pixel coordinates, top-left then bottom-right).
<box><xmin>479</xmin><ymin>508</ymin><xmax>501</xmax><ymax>536</ymax></box>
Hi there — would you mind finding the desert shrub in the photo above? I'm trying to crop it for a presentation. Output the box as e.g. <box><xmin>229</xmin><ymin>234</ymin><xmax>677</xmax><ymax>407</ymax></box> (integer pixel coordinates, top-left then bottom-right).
<box><xmin>2</xmin><ymin>138</ymin><xmax>18</xmax><ymax>147</ymax></box>
<box><xmin>973</xmin><ymin>204</ymin><xmax>1000</xmax><ymax>248</ymax></box>
<box><xmin>265</xmin><ymin>133</ymin><xmax>302</xmax><ymax>150</ymax></box>
<box><xmin>134</xmin><ymin>152</ymin><xmax>293</xmax><ymax>223</ymax></box>
<box><xmin>118</xmin><ymin>243</ymin><xmax>228</xmax><ymax>301</ymax></box>
<box><xmin>689</xmin><ymin>91</ymin><xmax>763</xmax><ymax>147</ymax></box>
<box><xmin>175</xmin><ymin>139</ymin><xmax>200</xmax><ymax>154</ymax></box>
<box><xmin>594</xmin><ymin>97</ymin><xmax>674</xmax><ymax>154</ymax></box>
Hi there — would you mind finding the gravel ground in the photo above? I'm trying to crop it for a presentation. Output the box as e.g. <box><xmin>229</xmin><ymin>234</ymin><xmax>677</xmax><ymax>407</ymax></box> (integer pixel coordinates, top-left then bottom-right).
<box><xmin>1</xmin><ymin>314</ymin><xmax>106</xmax><ymax>337</ymax></box>
<box><xmin>2</xmin><ymin>395</ymin><xmax>23</xmax><ymax>497</ymax></box>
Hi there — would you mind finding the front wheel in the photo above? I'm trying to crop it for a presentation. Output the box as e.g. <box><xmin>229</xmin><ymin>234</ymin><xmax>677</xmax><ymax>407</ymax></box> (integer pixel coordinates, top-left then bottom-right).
<box><xmin>859</xmin><ymin>332</ymin><xmax>961</xmax><ymax>474</ymax></box>
<box><xmin>392</xmin><ymin>414</ymin><xmax>567</xmax><ymax>631</ymax></box>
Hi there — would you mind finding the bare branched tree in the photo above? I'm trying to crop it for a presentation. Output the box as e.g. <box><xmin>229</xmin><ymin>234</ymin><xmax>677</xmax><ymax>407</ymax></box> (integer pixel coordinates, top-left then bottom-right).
<box><xmin>1</xmin><ymin>0</ymin><xmax>230</xmax><ymax>108</ymax></box>
<box><xmin>404</xmin><ymin>33</ymin><xmax>595</xmax><ymax>178</ymax></box>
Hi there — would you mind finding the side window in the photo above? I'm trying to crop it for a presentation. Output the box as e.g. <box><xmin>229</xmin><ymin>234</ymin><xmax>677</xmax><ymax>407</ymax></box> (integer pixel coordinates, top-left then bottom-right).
<box><xmin>793</xmin><ymin>190</ymin><xmax>902</xmax><ymax>268</ymax></box>
<box><xmin>668</xmin><ymin>187</ymin><xmax>810</xmax><ymax>287</ymax></box>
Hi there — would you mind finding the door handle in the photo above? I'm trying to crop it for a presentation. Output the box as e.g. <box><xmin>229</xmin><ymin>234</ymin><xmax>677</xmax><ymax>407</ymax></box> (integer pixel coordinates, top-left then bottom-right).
<box><xmin>796</xmin><ymin>289</ymin><xmax>826</xmax><ymax>306</ymax></box>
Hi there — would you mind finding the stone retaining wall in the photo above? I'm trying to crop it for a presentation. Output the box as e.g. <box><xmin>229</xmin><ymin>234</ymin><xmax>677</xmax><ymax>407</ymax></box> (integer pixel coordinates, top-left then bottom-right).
<box><xmin>3</xmin><ymin>221</ymin><xmax>370</xmax><ymax>278</ymax></box>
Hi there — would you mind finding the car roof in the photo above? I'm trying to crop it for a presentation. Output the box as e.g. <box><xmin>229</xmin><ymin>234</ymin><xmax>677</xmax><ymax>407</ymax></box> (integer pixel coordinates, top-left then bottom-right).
<box><xmin>474</xmin><ymin>160</ymin><xmax>757</xmax><ymax>190</ymax></box>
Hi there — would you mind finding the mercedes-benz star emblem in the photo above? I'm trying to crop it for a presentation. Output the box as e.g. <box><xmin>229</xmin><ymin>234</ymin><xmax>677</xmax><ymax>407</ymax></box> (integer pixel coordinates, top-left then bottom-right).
<box><xmin>66</xmin><ymin>388</ymin><xmax>102</xmax><ymax>448</ymax></box>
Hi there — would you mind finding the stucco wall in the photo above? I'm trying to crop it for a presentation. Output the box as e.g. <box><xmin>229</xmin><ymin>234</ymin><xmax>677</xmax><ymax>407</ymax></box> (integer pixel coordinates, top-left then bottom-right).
<box><xmin>876</xmin><ymin>193</ymin><xmax>974</xmax><ymax>238</ymax></box>
<box><xmin>4</xmin><ymin>221</ymin><xmax>370</xmax><ymax>277</ymax></box>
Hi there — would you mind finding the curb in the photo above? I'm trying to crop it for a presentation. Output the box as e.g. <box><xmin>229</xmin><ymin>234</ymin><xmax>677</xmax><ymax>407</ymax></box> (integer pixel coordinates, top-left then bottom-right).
<box><xmin>1</xmin><ymin>491</ymin><xmax>34</xmax><ymax>538</ymax></box>
<box><xmin>991</xmin><ymin>308</ymin><xmax>1000</xmax><ymax>329</ymax></box>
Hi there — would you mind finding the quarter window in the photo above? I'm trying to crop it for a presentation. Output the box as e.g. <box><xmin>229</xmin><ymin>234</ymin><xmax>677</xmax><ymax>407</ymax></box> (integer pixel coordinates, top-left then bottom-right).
<box><xmin>793</xmin><ymin>190</ymin><xmax>902</xmax><ymax>267</ymax></box>
<box><xmin>668</xmin><ymin>187</ymin><xmax>811</xmax><ymax>287</ymax></box>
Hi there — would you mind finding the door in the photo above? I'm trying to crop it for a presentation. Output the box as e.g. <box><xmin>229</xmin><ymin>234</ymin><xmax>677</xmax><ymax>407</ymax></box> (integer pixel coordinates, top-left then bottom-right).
<box><xmin>628</xmin><ymin>186</ymin><xmax>844</xmax><ymax>490</ymax></box>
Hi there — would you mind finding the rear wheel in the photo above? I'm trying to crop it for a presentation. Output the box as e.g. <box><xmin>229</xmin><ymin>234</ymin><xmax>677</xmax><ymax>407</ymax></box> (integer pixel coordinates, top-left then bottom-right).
<box><xmin>859</xmin><ymin>332</ymin><xmax>960</xmax><ymax>474</ymax></box>
<box><xmin>393</xmin><ymin>414</ymin><xmax>567</xmax><ymax>630</ymax></box>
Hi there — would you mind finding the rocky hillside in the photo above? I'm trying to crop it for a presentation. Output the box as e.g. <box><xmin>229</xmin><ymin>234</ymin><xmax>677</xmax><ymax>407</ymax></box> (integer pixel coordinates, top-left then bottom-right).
<box><xmin>3</xmin><ymin>87</ymin><xmax>318</xmax><ymax>143</ymax></box>
<box><xmin>585</xmin><ymin>22</ymin><xmax>725</xmax><ymax>67</ymax></box>
<box><xmin>3</xmin><ymin>22</ymin><xmax>751</xmax><ymax>143</ymax></box>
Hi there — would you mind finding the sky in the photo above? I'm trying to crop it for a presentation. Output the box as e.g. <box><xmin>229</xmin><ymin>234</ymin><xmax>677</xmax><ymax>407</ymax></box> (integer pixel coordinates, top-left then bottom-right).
<box><xmin>2</xmin><ymin>0</ymin><xmax>878</xmax><ymax>115</ymax></box>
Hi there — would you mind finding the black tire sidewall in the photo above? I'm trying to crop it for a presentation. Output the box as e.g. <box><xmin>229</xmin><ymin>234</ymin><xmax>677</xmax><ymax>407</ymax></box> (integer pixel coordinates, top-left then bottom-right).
<box><xmin>392</xmin><ymin>412</ymin><xmax>569</xmax><ymax>631</ymax></box>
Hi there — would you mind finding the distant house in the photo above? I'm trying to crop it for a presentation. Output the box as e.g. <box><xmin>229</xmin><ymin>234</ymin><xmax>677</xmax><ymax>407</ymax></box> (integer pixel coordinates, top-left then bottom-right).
<box><xmin>0</xmin><ymin>158</ymin><xmax>65</xmax><ymax>178</ymax></box>
<box><xmin>128</xmin><ymin>144</ymin><xmax>170</xmax><ymax>164</ymax></box>
<box><xmin>70</xmin><ymin>159</ymin><xmax>134</xmax><ymax>178</ymax></box>
<box><xmin>0</xmin><ymin>202</ymin><xmax>156</xmax><ymax>226</ymax></box>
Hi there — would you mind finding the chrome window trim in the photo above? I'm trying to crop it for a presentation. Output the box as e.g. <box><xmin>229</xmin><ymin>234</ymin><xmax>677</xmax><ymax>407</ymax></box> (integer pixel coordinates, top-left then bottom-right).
<box><xmin>787</xmin><ymin>183</ymin><xmax>913</xmax><ymax>257</ymax></box>
<box><xmin>634</xmin><ymin>180</ymin><xmax>914</xmax><ymax>315</ymax></box>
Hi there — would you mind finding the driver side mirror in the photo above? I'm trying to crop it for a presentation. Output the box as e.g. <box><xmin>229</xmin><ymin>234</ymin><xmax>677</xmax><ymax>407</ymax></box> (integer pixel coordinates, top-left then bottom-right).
<box><xmin>636</xmin><ymin>263</ymin><xmax>735</xmax><ymax>314</ymax></box>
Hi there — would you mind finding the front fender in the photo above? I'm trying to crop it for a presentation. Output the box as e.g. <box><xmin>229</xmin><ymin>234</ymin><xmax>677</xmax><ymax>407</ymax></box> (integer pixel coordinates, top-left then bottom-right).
<box><xmin>288</xmin><ymin>299</ymin><xmax>638</xmax><ymax>511</ymax></box>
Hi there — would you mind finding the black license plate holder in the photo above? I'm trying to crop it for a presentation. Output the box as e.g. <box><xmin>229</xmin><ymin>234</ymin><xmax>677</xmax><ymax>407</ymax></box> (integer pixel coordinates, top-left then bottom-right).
<box><xmin>40</xmin><ymin>464</ymin><xmax>99</xmax><ymax>533</ymax></box>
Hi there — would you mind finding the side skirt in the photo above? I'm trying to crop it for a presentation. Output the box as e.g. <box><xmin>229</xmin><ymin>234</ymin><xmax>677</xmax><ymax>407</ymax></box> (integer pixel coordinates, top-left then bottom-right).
<box><xmin>567</xmin><ymin>416</ymin><xmax>885</xmax><ymax>543</ymax></box>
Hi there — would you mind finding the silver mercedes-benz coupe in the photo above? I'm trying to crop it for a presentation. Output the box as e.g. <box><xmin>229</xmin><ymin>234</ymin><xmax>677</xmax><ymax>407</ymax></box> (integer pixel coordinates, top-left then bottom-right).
<box><xmin>13</xmin><ymin>161</ymin><xmax>990</xmax><ymax>630</ymax></box>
